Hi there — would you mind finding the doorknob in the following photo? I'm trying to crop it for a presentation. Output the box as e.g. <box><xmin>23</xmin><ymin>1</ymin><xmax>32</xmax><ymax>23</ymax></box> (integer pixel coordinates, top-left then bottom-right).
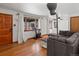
<box><xmin>10</xmin><ymin>28</ymin><xmax>12</xmax><ymax>31</ymax></box>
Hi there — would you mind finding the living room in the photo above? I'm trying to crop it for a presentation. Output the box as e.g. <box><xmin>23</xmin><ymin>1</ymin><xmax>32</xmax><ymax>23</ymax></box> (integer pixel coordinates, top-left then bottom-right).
<box><xmin>0</xmin><ymin>3</ymin><xmax>79</xmax><ymax>56</ymax></box>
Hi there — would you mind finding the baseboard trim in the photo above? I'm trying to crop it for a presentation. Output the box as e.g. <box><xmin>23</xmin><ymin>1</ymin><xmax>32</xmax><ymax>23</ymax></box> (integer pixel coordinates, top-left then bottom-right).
<box><xmin>41</xmin><ymin>34</ymin><xmax>48</xmax><ymax>37</ymax></box>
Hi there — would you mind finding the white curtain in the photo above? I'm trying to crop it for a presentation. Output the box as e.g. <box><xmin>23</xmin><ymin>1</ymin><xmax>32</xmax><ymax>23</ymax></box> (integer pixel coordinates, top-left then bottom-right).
<box><xmin>17</xmin><ymin>13</ymin><xmax>24</xmax><ymax>44</ymax></box>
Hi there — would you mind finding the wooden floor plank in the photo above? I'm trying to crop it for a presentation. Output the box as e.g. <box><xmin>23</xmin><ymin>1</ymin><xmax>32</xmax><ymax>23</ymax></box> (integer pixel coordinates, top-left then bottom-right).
<box><xmin>0</xmin><ymin>38</ymin><xmax>47</xmax><ymax>56</ymax></box>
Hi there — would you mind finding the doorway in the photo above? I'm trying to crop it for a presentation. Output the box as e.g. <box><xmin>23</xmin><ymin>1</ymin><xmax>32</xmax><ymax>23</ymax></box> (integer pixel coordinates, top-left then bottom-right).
<box><xmin>0</xmin><ymin>13</ymin><xmax>13</xmax><ymax>45</ymax></box>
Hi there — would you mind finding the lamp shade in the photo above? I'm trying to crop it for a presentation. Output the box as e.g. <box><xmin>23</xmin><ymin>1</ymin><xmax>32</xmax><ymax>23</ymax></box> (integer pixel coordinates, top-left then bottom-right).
<box><xmin>47</xmin><ymin>3</ymin><xmax>57</xmax><ymax>15</ymax></box>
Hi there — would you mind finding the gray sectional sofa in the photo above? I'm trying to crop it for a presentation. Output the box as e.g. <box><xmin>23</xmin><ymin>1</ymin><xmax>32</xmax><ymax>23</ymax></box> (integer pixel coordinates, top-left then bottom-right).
<box><xmin>47</xmin><ymin>32</ymin><xmax>79</xmax><ymax>56</ymax></box>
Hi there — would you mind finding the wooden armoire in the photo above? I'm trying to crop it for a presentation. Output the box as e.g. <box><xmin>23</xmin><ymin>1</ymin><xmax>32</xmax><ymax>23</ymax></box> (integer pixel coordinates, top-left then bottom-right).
<box><xmin>70</xmin><ymin>16</ymin><xmax>79</xmax><ymax>32</ymax></box>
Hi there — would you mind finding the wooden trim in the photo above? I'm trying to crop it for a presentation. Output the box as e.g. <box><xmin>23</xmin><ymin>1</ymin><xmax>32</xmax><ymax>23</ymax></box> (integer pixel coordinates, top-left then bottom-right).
<box><xmin>70</xmin><ymin>16</ymin><xmax>79</xmax><ymax>18</ymax></box>
<box><xmin>13</xmin><ymin>41</ymin><xmax>18</xmax><ymax>43</ymax></box>
<box><xmin>41</xmin><ymin>34</ymin><xmax>48</xmax><ymax>37</ymax></box>
<box><xmin>0</xmin><ymin>13</ymin><xmax>12</xmax><ymax>16</ymax></box>
<box><xmin>70</xmin><ymin>17</ymin><xmax>72</xmax><ymax>32</ymax></box>
<box><xmin>11</xmin><ymin>15</ymin><xmax>13</xmax><ymax>43</ymax></box>
<box><xmin>27</xmin><ymin>37</ymin><xmax>35</xmax><ymax>40</ymax></box>
<box><xmin>24</xmin><ymin>30</ymin><xmax>34</xmax><ymax>32</ymax></box>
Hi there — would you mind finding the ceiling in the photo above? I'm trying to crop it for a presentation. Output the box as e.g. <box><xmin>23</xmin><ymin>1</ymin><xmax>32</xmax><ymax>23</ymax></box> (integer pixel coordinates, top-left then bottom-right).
<box><xmin>0</xmin><ymin>3</ymin><xmax>79</xmax><ymax>16</ymax></box>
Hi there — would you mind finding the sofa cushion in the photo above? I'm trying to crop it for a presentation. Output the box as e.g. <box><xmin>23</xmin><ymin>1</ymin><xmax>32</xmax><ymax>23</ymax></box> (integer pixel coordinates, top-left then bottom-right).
<box><xmin>57</xmin><ymin>36</ymin><xmax>67</xmax><ymax>43</ymax></box>
<box><xmin>49</xmin><ymin>35</ymin><xmax>67</xmax><ymax>43</ymax></box>
<box><xmin>59</xmin><ymin>31</ymin><xmax>74</xmax><ymax>37</ymax></box>
<box><xmin>49</xmin><ymin>32</ymin><xmax>79</xmax><ymax>44</ymax></box>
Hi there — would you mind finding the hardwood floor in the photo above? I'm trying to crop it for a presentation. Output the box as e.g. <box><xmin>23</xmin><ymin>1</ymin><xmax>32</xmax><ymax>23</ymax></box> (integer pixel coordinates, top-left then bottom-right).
<box><xmin>0</xmin><ymin>38</ymin><xmax>47</xmax><ymax>56</ymax></box>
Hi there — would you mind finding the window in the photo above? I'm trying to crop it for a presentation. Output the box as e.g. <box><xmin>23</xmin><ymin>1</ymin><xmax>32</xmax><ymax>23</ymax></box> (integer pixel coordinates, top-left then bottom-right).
<box><xmin>24</xmin><ymin>17</ymin><xmax>38</xmax><ymax>31</ymax></box>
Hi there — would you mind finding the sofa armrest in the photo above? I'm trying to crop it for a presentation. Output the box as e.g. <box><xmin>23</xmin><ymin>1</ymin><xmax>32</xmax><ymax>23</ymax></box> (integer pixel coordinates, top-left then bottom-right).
<box><xmin>66</xmin><ymin>32</ymin><xmax>79</xmax><ymax>44</ymax></box>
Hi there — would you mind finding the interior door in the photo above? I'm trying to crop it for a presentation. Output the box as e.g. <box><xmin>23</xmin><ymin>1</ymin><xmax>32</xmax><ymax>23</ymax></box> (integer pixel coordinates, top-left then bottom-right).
<box><xmin>0</xmin><ymin>13</ymin><xmax>12</xmax><ymax>45</ymax></box>
<box><xmin>70</xmin><ymin>17</ymin><xmax>79</xmax><ymax>32</ymax></box>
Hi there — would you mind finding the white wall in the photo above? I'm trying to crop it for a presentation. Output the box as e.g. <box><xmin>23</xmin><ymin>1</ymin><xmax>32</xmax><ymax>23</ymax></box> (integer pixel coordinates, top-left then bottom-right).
<box><xmin>0</xmin><ymin>8</ymin><xmax>18</xmax><ymax>42</ymax></box>
<box><xmin>1</xmin><ymin>3</ymin><xmax>79</xmax><ymax>42</ymax></box>
<box><xmin>58</xmin><ymin>14</ymin><xmax>70</xmax><ymax>31</ymax></box>
<box><xmin>24</xmin><ymin>31</ymin><xmax>35</xmax><ymax>41</ymax></box>
<box><xmin>0</xmin><ymin>7</ymin><xmax>25</xmax><ymax>43</ymax></box>
<box><xmin>0</xmin><ymin>7</ymin><xmax>36</xmax><ymax>43</ymax></box>
<box><xmin>17</xmin><ymin>13</ymin><xmax>25</xmax><ymax>43</ymax></box>
<box><xmin>17</xmin><ymin>13</ymin><xmax>36</xmax><ymax>43</ymax></box>
<box><xmin>48</xmin><ymin>15</ymin><xmax>57</xmax><ymax>34</ymax></box>
<box><xmin>39</xmin><ymin>17</ymin><xmax>49</xmax><ymax>35</ymax></box>
<box><xmin>48</xmin><ymin>14</ymin><xmax>70</xmax><ymax>34</ymax></box>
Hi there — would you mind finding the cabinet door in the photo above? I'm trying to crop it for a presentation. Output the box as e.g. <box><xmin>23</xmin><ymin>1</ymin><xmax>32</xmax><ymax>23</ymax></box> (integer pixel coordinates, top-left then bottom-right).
<box><xmin>70</xmin><ymin>17</ymin><xmax>79</xmax><ymax>32</ymax></box>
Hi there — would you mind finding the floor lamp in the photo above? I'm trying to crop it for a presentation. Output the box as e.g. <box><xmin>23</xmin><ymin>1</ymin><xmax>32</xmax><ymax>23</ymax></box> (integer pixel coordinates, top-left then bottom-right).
<box><xmin>47</xmin><ymin>3</ymin><xmax>63</xmax><ymax>56</ymax></box>
<box><xmin>47</xmin><ymin>3</ymin><xmax>59</xmax><ymax>36</ymax></box>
